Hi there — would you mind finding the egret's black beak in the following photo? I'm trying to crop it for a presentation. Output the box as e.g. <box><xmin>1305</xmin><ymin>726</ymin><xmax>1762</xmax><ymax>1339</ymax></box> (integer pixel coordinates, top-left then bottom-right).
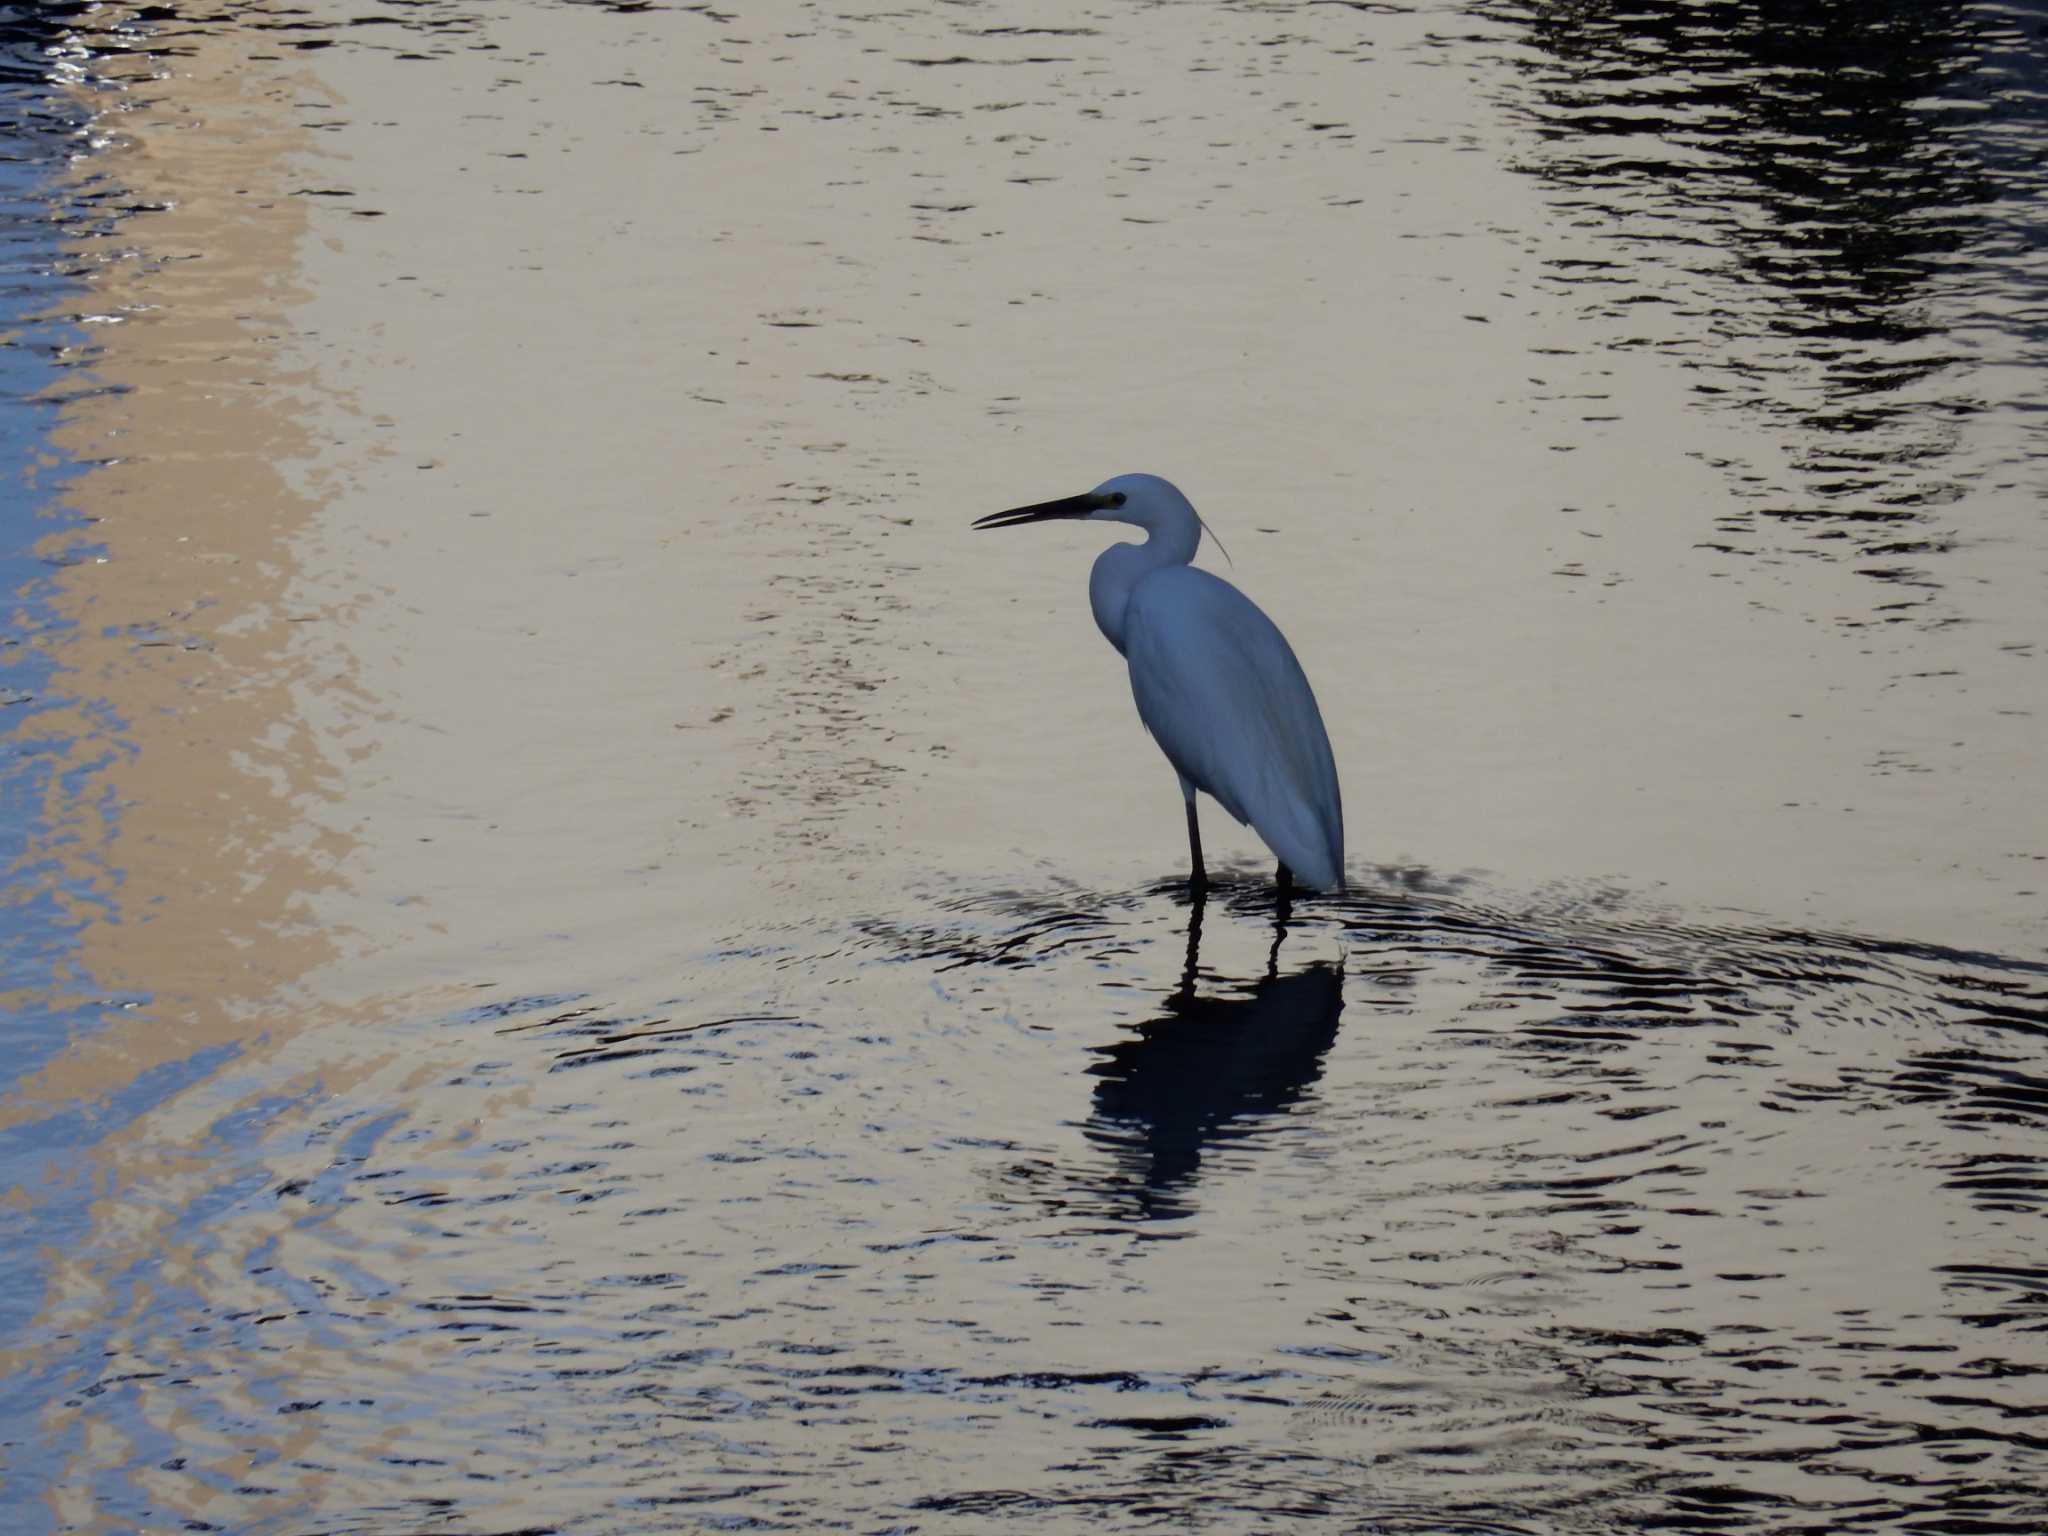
<box><xmin>972</xmin><ymin>492</ymin><xmax>1108</xmax><ymax>530</ymax></box>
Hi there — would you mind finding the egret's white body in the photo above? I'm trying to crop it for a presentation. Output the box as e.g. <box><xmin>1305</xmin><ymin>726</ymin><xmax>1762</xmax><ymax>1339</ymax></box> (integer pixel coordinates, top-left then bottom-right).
<box><xmin>974</xmin><ymin>473</ymin><xmax>1344</xmax><ymax>893</ymax></box>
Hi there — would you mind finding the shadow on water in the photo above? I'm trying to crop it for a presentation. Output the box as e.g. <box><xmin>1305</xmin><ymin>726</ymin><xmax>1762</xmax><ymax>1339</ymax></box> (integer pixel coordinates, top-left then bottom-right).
<box><xmin>1472</xmin><ymin>0</ymin><xmax>2048</xmax><ymax>593</ymax></box>
<box><xmin>1085</xmin><ymin>895</ymin><xmax>1347</xmax><ymax>1220</ymax></box>
<box><xmin>864</xmin><ymin>866</ymin><xmax>2048</xmax><ymax>1230</ymax></box>
<box><xmin>836</xmin><ymin>872</ymin><xmax>2048</xmax><ymax>1528</ymax></box>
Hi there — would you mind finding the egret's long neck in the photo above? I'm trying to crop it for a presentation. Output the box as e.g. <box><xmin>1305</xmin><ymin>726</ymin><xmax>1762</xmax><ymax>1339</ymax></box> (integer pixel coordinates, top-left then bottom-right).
<box><xmin>1088</xmin><ymin>520</ymin><xmax>1196</xmax><ymax>656</ymax></box>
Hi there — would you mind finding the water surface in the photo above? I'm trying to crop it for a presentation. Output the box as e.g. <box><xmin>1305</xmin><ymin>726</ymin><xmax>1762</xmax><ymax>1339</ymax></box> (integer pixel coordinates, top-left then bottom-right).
<box><xmin>2</xmin><ymin>1</ymin><xmax>2043</xmax><ymax>1532</ymax></box>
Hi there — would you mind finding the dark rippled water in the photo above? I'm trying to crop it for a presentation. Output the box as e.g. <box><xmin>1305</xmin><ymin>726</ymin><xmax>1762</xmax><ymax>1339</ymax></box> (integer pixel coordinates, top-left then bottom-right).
<box><xmin>3</xmin><ymin>2</ymin><xmax>2045</xmax><ymax>1533</ymax></box>
<box><xmin>23</xmin><ymin>879</ymin><xmax>2044</xmax><ymax>1531</ymax></box>
<box><xmin>1477</xmin><ymin>0</ymin><xmax>2048</xmax><ymax>607</ymax></box>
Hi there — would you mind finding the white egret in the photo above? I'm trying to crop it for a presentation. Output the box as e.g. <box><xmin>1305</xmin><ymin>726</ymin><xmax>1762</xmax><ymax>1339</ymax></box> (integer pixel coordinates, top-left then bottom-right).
<box><xmin>974</xmin><ymin>473</ymin><xmax>1344</xmax><ymax>894</ymax></box>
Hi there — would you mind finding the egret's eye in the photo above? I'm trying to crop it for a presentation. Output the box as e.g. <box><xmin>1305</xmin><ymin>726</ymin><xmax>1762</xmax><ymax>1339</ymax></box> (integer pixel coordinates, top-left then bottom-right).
<box><xmin>1108</xmin><ymin>492</ymin><xmax>1127</xmax><ymax>508</ymax></box>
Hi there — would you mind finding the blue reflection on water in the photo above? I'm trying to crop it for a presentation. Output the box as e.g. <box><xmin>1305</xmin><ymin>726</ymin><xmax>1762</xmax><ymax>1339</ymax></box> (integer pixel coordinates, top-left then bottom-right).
<box><xmin>0</xmin><ymin>16</ymin><xmax>166</xmax><ymax>1531</ymax></box>
<box><xmin>0</xmin><ymin>7</ymin><xmax>123</xmax><ymax>1093</ymax></box>
<box><xmin>0</xmin><ymin>1045</ymin><xmax>309</xmax><ymax>1535</ymax></box>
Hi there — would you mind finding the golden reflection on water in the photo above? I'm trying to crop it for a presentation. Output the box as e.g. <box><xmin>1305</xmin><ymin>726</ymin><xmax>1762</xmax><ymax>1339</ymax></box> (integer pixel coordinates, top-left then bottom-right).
<box><xmin>3</xmin><ymin>17</ymin><xmax>347</xmax><ymax>1123</ymax></box>
<box><xmin>2</xmin><ymin>16</ymin><xmax>371</xmax><ymax>1523</ymax></box>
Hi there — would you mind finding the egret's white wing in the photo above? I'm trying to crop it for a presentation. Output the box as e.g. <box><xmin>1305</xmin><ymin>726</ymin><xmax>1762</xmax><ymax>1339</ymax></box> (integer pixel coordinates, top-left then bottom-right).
<box><xmin>1122</xmin><ymin>566</ymin><xmax>1344</xmax><ymax>889</ymax></box>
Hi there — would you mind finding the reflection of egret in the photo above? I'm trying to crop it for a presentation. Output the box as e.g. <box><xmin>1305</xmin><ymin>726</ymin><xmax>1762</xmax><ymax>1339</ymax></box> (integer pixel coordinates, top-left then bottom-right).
<box><xmin>1084</xmin><ymin>894</ymin><xmax>1346</xmax><ymax>1219</ymax></box>
<box><xmin>973</xmin><ymin>474</ymin><xmax>1343</xmax><ymax>896</ymax></box>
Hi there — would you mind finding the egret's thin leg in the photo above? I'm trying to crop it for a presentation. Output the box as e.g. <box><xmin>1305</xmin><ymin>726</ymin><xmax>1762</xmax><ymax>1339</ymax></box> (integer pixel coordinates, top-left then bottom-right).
<box><xmin>1180</xmin><ymin>777</ymin><xmax>1207</xmax><ymax>893</ymax></box>
<box><xmin>1276</xmin><ymin>862</ymin><xmax>1294</xmax><ymax>898</ymax></box>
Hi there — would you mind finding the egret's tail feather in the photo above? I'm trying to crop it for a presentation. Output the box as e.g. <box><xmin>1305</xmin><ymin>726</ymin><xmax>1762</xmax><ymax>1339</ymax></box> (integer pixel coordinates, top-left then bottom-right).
<box><xmin>1253</xmin><ymin>796</ymin><xmax>1343</xmax><ymax>893</ymax></box>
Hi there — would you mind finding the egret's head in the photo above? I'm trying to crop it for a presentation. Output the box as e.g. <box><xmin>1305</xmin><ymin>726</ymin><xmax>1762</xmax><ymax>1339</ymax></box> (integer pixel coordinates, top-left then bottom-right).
<box><xmin>1083</xmin><ymin>473</ymin><xmax>1188</xmax><ymax>529</ymax></box>
<box><xmin>973</xmin><ymin>473</ymin><xmax>1226</xmax><ymax>562</ymax></box>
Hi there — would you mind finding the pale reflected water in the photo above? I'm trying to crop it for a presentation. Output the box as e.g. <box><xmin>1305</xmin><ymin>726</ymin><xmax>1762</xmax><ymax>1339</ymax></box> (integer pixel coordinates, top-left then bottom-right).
<box><xmin>3</xmin><ymin>1</ymin><xmax>2045</xmax><ymax>1533</ymax></box>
